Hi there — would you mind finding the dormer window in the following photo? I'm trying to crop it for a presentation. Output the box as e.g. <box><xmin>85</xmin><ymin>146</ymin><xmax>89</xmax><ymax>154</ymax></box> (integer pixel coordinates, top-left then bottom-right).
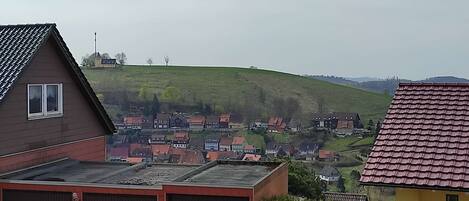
<box><xmin>28</xmin><ymin>84</ymin><xmax>63</xmax><ymax>119</ymax></box>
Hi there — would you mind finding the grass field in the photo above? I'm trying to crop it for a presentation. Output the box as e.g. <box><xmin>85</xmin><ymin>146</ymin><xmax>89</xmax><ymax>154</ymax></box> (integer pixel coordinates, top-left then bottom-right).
<box><xmin>323</xmin><ymin>136</ymin><xmax>363</xmax><ymax>152</ymax></box>
<box><xmin>82</xmin><ymin>65</ymin><xmax>391</xmax><ymax>123</ymax></box>
<box><xmin>270</xmin><ymin>133</ymin><xmax>290</xmax><ymax>143</ymax></box>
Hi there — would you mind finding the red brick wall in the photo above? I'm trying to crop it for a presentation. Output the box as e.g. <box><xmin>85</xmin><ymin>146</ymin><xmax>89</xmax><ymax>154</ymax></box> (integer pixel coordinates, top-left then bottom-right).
<box><xmin>253</xmin><ymin>163</ymin><xmax>288</xmax><ymax>201</ymax></box>
<box><xmin>0</xmin><ymin>136</ymin><xmax>105</xmax><ymax>173</ymax></box>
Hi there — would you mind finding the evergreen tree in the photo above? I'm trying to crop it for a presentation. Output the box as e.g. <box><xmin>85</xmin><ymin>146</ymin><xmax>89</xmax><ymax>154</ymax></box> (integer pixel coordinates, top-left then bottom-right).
<box><xmin>337</xmin><ymin>176</ymin><xmax>346</xmax><ymax>192</ymax></box>
<box><xmin>151</xmin><ymin>94</ymin><xmax>160</xmax><ymax>115</ymax></box>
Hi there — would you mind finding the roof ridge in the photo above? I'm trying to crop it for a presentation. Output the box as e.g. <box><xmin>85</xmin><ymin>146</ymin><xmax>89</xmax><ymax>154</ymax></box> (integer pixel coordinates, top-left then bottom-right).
<box><xmin>0</xmin><ymin>23</ymin><xmax>56</xmax><ymax>28</ymax></box>
<box><xmin>399</xmin><ymin>82</ymin><xmax>469</xmax><ymax>87</ymax></box>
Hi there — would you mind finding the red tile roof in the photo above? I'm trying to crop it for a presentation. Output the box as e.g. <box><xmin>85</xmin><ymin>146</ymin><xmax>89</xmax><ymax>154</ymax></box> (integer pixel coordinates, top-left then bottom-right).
<box><xmin>242</xmin><ymin>154</ymin><xmax>261</xmax><ymax>161</ymax></box>
<box><xmin>319</xmin><ymin>149</ymin><xmax>336</xmax><ymax>159</ymax></box>
<box><xmin>206</xmin><ymin>151</ymin><xmax>238</xmax><ymax>161</ymax></box>
<box><xmin>232</xmin><ymin>136</ymin><xmax>246</xmax><ymax>145</ymax></box>
<box><xmin>219</xmin><ymin>136</ymin><xmax>233</xmax><ymax>146</ymax></box>
<box><xmin>124</xmin><ymin>116</ymin><xmax>144</xmax><ymax>125</ymax></box>
<box><xmin>174</xmin><ymin>132</ymin><xmax>189</xmax><ymax>141</ymax></box>
<box><xmin>220</xmin><ymin>114</ymin><xmax>231</xmax><ymax>123</ymax></box>
<box><xmin>361</xmin><ymin>83</ymin><xmax>469</xmax><ymax>191</ymax></box>
<box><xmin>188</xmin><ymin>115</ymin><xmax>205</xmax><ymax>124</ymax></box>
<box><xmin>151</xmin><ymin>144</ymin><xmax>171</xmax><ymax>156</ymax></box>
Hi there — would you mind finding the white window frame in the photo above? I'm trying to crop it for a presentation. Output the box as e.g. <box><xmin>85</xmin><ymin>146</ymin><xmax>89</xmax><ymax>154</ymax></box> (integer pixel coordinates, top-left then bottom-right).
<box><xmin>27</xmin><ymin>83</ymin><xmax>63</xmax><ymax>120</ymax></box>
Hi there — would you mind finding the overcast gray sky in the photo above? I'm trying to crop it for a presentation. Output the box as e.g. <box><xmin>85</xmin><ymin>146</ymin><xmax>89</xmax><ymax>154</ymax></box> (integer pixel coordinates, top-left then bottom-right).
<box><xmin>2</xmin><ymin>0</ymin><xmax>469</xmax><ymax>80</ymax></box>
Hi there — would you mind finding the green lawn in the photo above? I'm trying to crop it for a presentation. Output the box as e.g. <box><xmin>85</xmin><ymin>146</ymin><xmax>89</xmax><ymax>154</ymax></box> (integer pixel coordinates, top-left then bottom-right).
<box><xmin>241</xmin><ymin>132</ymin><xmax>266</xmax><ymax>150</ymax></box>
<box><xmin>322</xmin><ymin>136</ymin><xmax>363</xmax><ymax>152</ymax></box>
<box><xmin>338</xmin><ymin>165</ymin><xmax>364</xmax><ymax>192</ymax></box>
<box><xmin>351</xmin><ymin>136</ymin><xmax>375</xmax><ymax>146</ymax></box>
<box><xmin>271</xmin><ymin>133</ymin><xmax>290</xmax><ymax>143</ymax></box>
<box><xmin>82</xmin><ymin>65</ymin><xmax>391</xmax><ymax>123</ymax></box>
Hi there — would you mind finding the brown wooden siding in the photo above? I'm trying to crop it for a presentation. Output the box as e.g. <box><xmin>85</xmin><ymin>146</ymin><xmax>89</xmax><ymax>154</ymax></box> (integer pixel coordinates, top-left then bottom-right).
<box><xmin>0</xmin><ymin>36</ymin><xmax>107</xmax><ymax>156</ymax></box>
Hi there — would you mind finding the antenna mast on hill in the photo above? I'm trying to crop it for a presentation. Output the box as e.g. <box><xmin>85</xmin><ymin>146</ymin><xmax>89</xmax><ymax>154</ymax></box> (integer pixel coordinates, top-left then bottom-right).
<box><xmin>94</xmin><ymin>32</ymin><xmax>97</xmax><ymax>57</ymax></box>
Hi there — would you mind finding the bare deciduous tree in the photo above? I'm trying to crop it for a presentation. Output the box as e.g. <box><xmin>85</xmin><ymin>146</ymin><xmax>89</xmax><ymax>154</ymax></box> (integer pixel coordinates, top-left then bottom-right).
<box><xmin>146</xmin><ymin>58</ymin><xmax>153</xmax><ymax>66</ymax></box>
<box><xmin>164</xmin><ymin>56</ymin><xmax>169</xmax><ymax>66</ymax></box>
<box><xmin>115</xmin><ymin>52</ymin><xmax>127</xmax><ymax>65</ymax></box>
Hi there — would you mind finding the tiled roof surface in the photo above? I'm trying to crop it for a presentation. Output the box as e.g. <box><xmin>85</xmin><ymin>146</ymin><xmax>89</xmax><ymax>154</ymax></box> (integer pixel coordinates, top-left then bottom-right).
<box><xmin>324</xmin><ymin>192</ymin><xmax>368</xmax><ymax>201</ymax></box>
<box><xmin>361</xmin><ymin>83</ymin><xmax>469</xmax><ymax>190</ymax></box>
<box><xmin>232</xmin><ymin>136</ymin><xmax>246</xmax><ymax>145</ymax></box>
<box><xmin>0</xmin><ymin>24</ymin><xmax>53</xmax><ymax>101</ymax></box>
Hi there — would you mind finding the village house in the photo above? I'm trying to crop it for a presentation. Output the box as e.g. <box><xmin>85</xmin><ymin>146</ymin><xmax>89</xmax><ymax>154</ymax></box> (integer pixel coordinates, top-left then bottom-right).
<box><xmin>231</xmin><ymin>136</ymin><xmax>247</xmax><ymax>153</ymax></box>
<box><xmin>267</xmin><ymin>117</ymin><xmax>287</xmax><ymax>133</ymax></box>
<box><xmin>206</xmin><ymin>151</ymin><xmax>238</xmax><ymax>161</ymax></box>
<box><xmin>251</xmin><ymin>120</ymin><xmax>268</xmax><ymax>130</ymax></box>
<box><xmin>318</xmin><ymin>149</ymin><xmax>337</xmax><ymax>161</ymax></box>
<box><xmin>312</xmin><ymin>112</ymin><xmax>361</xmax><ymax>130</ymax></box>
<box><xmin>205</xmin><ymin>115</ymin><xmax>220</xmax><ymax>129</ymax></box>
<box><xmin>154</xmin><ymin>113</ymin><xmax>171</xmax><ymax>129</ymax></box>
<box><xmin>0</xmin><ymin>23</ymin><xmax>287</xmax><ymax>201</ymax></box>
<box><xmin>129</xmin><ymin>143</ymin><xmax>152</xmax><ymax>159</ymax></box>
<box><xmin>111</xmin><ymin>134</ymin><xmax>128</xmax><ymax>145</ymax></box>
<box><xmin>360</xmin><ymin>83</ymin><xmax>469</xmax><ymax>201</ymax></box>
<box><xmin>170</xmin><ymin>113</ymin><xmax>188</xmax><ymax>128</ymax></box>
<box><xmin>169</xmin><ymin>148</ymin><xmax>204</xmax><ymax>164</ymax></box>
<box><xmin>288</xmin><ymin>119</ymin><xmax>302</xmax><ymax>132</ymax></box>
<box><xmin>172</xmin><ymin>131</ymin><xmax>190</xmax><ymax>149</ymax></box>
<box><xmin>108</xmin><ymin>146</ymin><xmax>129</xmax><ymax>162</ymax></box>
<box><xmin>243</xmin><ymin>144</ymin><xmax>256</xmax><ymax>154</ymax></box>
<box><xmin>124</xmin><ymin>115</ymin><xmax>145</xmax><ymax>129</ymax></box>
<box><xmin>297</xmin><ymin>142</ymin><xmax>318</xmax><ymax>160</ymax></box>
<box><xmin>266</xmin><ymin>143</ymin><xmax>295</xmax><ymax>157</ymax></box>
<box><xmin>204</xmin><ymin>138</ymin><xmax>220</xmax><ymax>151</ymax></box>
<box><xmin>219</xmin><ymin>113</ymin><xmax>231</xmax><ymax>128</ymax></box>
<box><xmin>148</xmin><ymin>134</ymin><xmax>167</xmax><ymax>144</ymax></box>
<box><xmin>93</xmin><ymin>52</ymin><xmax>117</xmax><ymax>68</ymax></box>
<box><xmin>188</xmin><ymin>115</ymin><xmax>206</xmax><ymax>130</ymax></box>
<box><xmin>242</xmin><ymin>154</ymin><xmax>261</xmax><ymax>161</ymax></box>
<box><xmin>219</xmin><ymin>136</ymin><xmax>233</xmax><ymax>151</ymax></box>
<box><xmin>151</xmin><ymin>144</ymin><xmax>171</xmax><ymax>162</ymax></box>
<box><xmin>319</xmin><ymin>165</ymin><xmax>341</xmax><ymax>182</ymax></box>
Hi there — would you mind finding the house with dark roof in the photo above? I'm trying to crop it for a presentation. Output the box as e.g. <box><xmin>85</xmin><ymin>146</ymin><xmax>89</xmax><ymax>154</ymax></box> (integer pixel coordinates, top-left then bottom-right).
<box><xmin>219</xmin><ymin>113</ymin><xmax>231</xmax><ymax>128</ymax></box>
<box><xmin>154</xmin><ymin>113</ymin><xmax>171</xmax><ymax>129</ymax></box>
<box><xmin>205</xmin><ymin>115</ymin><xmax>220</xmax><ymax>129</ymax></box>
<box><xmin>361</xmin><ymin>83</ymin><xmax>469</xmax><ymax>201</ymax></box>
<box><xmin>0</xmin><ymin>23</ymin><xmax>115</xmax><ymax>174</ymax></box>
<box><xmin>170</xmin><ymin>113</ymin><xmax>188</xmax><ymax>128</ymax></box>
<box><xmin>319</xmin><ymin>165</ymin><xmax>340</xmax><ymax>182</ymax></box>
<box><xmin>312</xmin><ymin>112</ymin><xmax>361</xmax><ymax>130</ymax></box>
<box><xmin>93</xmin><ymin>52</ymin><xmax>117</xmax><ymax>68</ymax></box>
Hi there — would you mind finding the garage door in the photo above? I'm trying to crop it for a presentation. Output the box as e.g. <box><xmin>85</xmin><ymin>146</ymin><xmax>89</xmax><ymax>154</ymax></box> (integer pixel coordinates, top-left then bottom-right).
<box><xmin>167</xmin><ymin>194</ymin><xmax>248</xmax><ymax>201</ymax></box>
<box><xmin>83</xmin><ymin>193</ymin><xmax>157</xmax><ymax>201</ymax></box>
<box><xmin>3</xmin><ymin>189</ymin><xmax>72</xmax><ymax>201</ymax></box>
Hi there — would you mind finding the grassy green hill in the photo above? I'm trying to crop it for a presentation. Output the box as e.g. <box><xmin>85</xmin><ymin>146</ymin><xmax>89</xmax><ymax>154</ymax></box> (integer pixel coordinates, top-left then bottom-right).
<box><xmin>82</xmin><ymin>65</ymin><xmax>392</xmax><ymax>123</ymax></box>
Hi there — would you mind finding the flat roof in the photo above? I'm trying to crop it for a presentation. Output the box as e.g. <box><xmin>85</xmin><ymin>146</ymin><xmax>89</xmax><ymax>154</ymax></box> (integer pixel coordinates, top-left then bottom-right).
<box><xmin>0</xmin><ymin>159</ymin><xmax>282</xmax><ymax>188</ymax></box>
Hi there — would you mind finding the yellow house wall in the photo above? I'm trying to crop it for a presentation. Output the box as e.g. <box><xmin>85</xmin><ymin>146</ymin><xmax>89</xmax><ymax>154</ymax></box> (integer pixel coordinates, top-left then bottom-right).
<box><xmin>396</xmin><ymin>188</ymin><xmax>469</xmax><ymax>201</ymax></box>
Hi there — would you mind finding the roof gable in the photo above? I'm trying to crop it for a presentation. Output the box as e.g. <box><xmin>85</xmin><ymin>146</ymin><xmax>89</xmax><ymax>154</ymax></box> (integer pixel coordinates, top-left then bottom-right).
<box><xmin>361</xmin><ymin>83</ymin><xmax>469</xmax><ymax>191</ymax></box>
<box><xmin>0</xmin><ymin>23</ymin><xmax>115</xmax><ymax>134</ymax></box>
